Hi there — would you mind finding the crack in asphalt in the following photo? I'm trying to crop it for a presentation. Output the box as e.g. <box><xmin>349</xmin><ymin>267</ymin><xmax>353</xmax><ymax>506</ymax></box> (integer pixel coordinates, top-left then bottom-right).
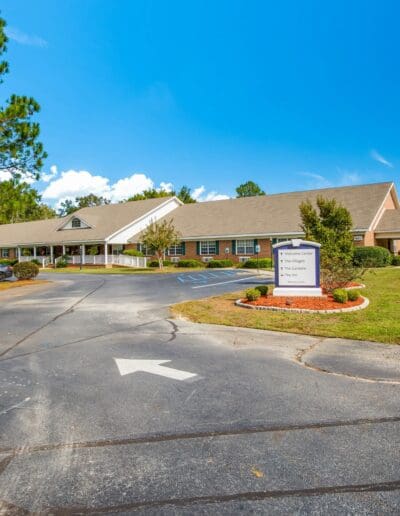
<box><xmin>1</xmin><ymin>414</ymin><xmax>399</xmax><ymax>457</ymax></box>
<box><xmin>294</xmin><ymin>338</ymin><xmax>400</xmax><ymax>385</ymax></box>
<box><xmin>1</xmin><ymin>479</ymin><xmax>400</xmax><ymax>514</ymax></box>
<box><xmin>0</xmin><ymin>280</ymin><xmax>107</xmax><ymax>359</ymax></box>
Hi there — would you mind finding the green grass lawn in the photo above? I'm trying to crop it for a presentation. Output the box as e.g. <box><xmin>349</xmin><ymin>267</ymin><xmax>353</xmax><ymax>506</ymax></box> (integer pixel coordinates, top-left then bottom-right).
<box><xmin>43</xmin><ymin>266</ymin><xmax>206</xmax><ymax>274</ymax></box>
<box><xmin>171</xmin><ymin>267</ymin><xmax>400</xmax><ymax>344</ymax></box>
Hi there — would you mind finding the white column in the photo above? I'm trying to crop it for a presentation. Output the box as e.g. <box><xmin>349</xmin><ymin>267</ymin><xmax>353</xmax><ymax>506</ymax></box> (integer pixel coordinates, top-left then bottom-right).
<box><xmin>33</xmin><ymin>246</ymin><xmax>37</xmax><ymax>259</ymax></box>
<box><xmin>62</xmin><ymin>245</ymin><xmax>66</xmax><ymax>255</ymax></box>
<box><xmin>50</xmin><ymin>246</ymin><xmax>54</xmax><ymax>264</ymax></box>
<box><xmin>17</xmin><ymin>247</ymin><xmax>21</xmax><ymax>262</ymax></box>
<box><xmin>82</xmin><ymin>244</ymin><xmax>86</xmax><ymax>265</ymax></box>
<box><xmin>104</xmin><ymin>243</ymin><xmax>108</xmax><ymax>266</ymax></box>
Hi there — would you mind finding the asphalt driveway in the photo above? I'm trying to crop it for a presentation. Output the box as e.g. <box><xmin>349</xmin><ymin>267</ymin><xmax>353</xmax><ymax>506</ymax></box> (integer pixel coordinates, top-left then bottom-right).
<box><xmin>0</xmin><ymin>271</ymin><xmax>399</xmax><ymax>514</ymax></box>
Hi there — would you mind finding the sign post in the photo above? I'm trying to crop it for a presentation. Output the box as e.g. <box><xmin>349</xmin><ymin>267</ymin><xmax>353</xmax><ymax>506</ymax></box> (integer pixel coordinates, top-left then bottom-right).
<box><xmin>272</xmin><ymin>239</ymin><xmax>322</xmax><ymax>297</ymax></box>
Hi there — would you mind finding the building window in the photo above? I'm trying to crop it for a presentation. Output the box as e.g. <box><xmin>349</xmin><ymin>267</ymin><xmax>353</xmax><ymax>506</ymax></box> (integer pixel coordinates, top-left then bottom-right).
<box><xmin>71</xmin><ymin>218</ymin><xmax>81</xmax><ymax>228</ymax></box>
<box><xmin>200</xmin><ymin>241</ymin><xmax>216</xmax><ymax>255</ymax></box>
<box><xmin>168</xmin><ymin>243</ymin><xmax>184</xmax><ymax>256</ymax></box>
<box><xmin>236</xmin><ymin>240</ymin><xmax>255</xmax><ymax>255</ymax></box>
<box><xmin>1</xmin><ymin>248</ymin><xmax>9</xmax><ymax>258</ymax></box>
<box><xmin>138</xmin><ymin>244</ymin><xmax>153</xmax><ymax>256</ymax></box>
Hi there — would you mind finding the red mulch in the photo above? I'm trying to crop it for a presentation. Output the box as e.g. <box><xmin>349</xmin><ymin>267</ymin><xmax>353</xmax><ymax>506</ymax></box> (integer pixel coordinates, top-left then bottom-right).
<box><xmin>321</xmin><ymin>281</ymin><xmax>363</xmax><ymax>294</ymax></box>
<box><xmin>242</xmin><ymin>294</ymin><xmax>364</xmax><ymax>310</ymax></box>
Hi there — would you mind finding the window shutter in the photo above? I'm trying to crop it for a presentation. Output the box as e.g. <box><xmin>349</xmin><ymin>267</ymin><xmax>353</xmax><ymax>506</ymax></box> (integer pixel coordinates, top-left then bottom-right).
<box><xmin>182</xmin><ymin>242</ymin><xmax>186</xmax><ymax>255</ymax></box>
<box><xmin>137</xmin><ymin>243</ymin><xmax>141</xmax><ymax>252</ymax></box>
<box><xmin>215</xmin><ymin>241</ymin><xmax>219</xmax><ymax>255</ymax></box>
<box><xmin>254</xmin><ymin>239</ymin><xmax>258</xmax><ymax>253</ymax></box>
<box><xmin>196</xmin><ymin>241</ymin><xmax>200</xmax><ymax>255</ymax></box>
<box><xmin>232</xmin><ymin>240</ymin><xmax>236</xmax><ymax>255</ymax></box>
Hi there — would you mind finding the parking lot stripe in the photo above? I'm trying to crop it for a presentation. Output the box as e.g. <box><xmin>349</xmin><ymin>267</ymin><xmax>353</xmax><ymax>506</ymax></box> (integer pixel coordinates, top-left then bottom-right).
<box><xmin>192</xmin><ymin>275</ymin><xmax>262</xmax><ymax>289</ymax></box>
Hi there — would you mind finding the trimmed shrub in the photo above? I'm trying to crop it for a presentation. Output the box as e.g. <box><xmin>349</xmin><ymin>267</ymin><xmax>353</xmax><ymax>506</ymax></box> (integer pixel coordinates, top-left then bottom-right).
<box><xmin>391</xmin><ymin>255</ymin><xmax>400</xmax><ymax>266</ymax></box>
<box><xmin>255</xmin><ymin>285</ymin><xmax>269</xmax><ymax>296</ymax></box>
<box><xmin>0</xmin><ymin>259</ymin><xmax>18</xmax><ymax>266</ymax></box>
<box><xmin>245</xmin><ymin>288</ymin><xmax>261</xmax><ymax>301</ymax></box>
<box><xmin>13</xmin><ymin>261</ymin><xmax>39</xmax><ymax>280</ymax></box>
<box><xmin>332</xmin><ymin>288</ymin><xmax>348</xmax><ymax>304</ymax></box>
<box><xmin>242</xmin><ymin>258</ymin><xmax>273</xmax><ymax>269</ymax></box>
<box><xmin>123</xmin><ymin>249</ymin><xmax>144</xmax><ymax>257</ymax></box>
<box><xmin>207</xmin><ymin>259</ymin><xmax>233</xmax><ymax>268</ymax></box>
<box><xmin>148</xmin><ymin>259</ymin><xmax>172</xmax><ymax>267</ymax></box>
<box><xmin>177</xmin><ymin>259</ymin><xmax>204</xmax><ymax>268</ymax></box>
<box><xmin>30</xmin><ymin>259</ymin><xmax>41</xmax><ymax>266</ymax></box>
<box><xmin>347</xmin><ymin>289</ymin><xmax>360</xmax><ymax>301</ymax></box>
<box><xmin>353</xmin><ymin>246</ymin><xmax>392</xmax><ymax>267</ymax></box>
<box><xmin>56</xmin><ymin>259</ymin><xmax>68</xmax><ymax>268</ymax></box>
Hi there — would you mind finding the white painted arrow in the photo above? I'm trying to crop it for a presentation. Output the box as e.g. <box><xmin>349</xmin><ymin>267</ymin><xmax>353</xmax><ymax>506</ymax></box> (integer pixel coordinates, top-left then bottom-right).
<box><xmin>114</xmin><ymin>358</ymin><xmax>197</xmax><ymax>381</ymax></box>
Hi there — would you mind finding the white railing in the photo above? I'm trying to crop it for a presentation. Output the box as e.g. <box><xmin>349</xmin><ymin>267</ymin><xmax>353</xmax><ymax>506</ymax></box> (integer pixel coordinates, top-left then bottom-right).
<box><xmin>111</xmin><ymin>254</ymin><xmax>147</xmax><ymax>268</ymax></box>
<box><xmin>19</xmin><ymin>253</ymin><xmax>148</xmax><ymax>269</ymax></box>
<box><xmin>19</xmin><ymin>255</ymin><xmax>51</xmax><ymax>268</ymax></box>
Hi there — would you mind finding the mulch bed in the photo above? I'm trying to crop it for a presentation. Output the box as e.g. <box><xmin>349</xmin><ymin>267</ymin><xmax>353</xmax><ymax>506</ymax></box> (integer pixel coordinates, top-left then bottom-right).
<box><xmin>242</xmin><ymin>294</ymin><xmax>364</xmax><ymax>311</ymax></box>
<box><xmin>321</xmin><ymin>281</ymin><xmax>363</xmax><ymax>294</ymax></box>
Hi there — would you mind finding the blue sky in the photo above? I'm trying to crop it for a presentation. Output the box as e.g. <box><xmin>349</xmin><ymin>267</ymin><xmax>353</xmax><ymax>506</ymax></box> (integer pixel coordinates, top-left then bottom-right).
<box><xmin>1</xmin><ymin>0</ymin><xmax>399</xmax><ymax>206</ymax></box>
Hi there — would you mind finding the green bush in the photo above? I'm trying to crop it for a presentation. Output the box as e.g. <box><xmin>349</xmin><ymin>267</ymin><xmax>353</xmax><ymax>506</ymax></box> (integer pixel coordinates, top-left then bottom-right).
<box><xmin>30</xmin><ymin>259</ymin><xmax>41</xmax><ymax>266</ymax></box>
<box><xmin>353</xmin><ymin>246</ymin><xmax>392</xmax><ymax>267</ymax></box>
<box><xmin>332</xmin><ymin>288</ymin><xmax>348</xmax><ymax>303</ymax></box>
<box><xmin>245</xmin><ymin>288</ymin><xmax>261</xmax><ymax>301</ymax></box>
<box><xmin>148</xmin><ymin>260</ymin><xmax>172</xmax><ymax>267</ymax></box>
<box><xmin>177</xmin><ymin>259</ymin><xmax>204</xmax><ymax>268</ymax></box>
<box><xmin>0</xmin><ymin>259</ymin><xmax>18</xmax><ymax>266</ymax></box>
<box><xmin>13</xmin><ymin>261</ymin><xmax>39</xmax><ymax>280</ymax></box>
<box><xmin>347</xmin><ymin>289</ymin><xmax>360</xmax><ymax>301</ymax></box>
<box><xmin>242</xmin><ymin>258</ymin><xmax>273</xmax><ymax>269</ymax></box>
<box><xmin>56</xmin><ymin>259</ymin><xmax>68</xmax><ymax>268</ymax></box>
<box><xmin>255</xmin><ymin>285</ymin><xmax>269</xmax><ymax>296</ymax></box>
<box><xmin>207</xmin><ymin>259</ymin><xmax>233</xmax><ymax>268</ymax></box>
<box><xmin>391</xmin><ymin>255</ymin><xmax>400</xmax><ymax>266</ymax></box>
<box><xmin>123</xmin><ymin>249</ymin><xmax>144</xmax><ymax>257</ymax></box>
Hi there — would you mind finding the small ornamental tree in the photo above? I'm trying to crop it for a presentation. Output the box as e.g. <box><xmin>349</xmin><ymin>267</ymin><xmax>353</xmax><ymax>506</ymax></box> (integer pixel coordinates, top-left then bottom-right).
<box><xmin>141</xmin><ymin>219</ymin><xmax>180</xmax><ymax>269</ymax></box>
<box><xmin>299</xmin><ymin>196</ymin><xmax>358</xmax><ymax>291</ymax></box>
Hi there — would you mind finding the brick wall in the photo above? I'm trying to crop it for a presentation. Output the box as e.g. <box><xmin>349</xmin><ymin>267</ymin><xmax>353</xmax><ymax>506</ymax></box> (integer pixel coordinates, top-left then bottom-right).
<box><xmin>126</xmin><ymin>238</ymin><xmax>272</xmax><ymax>263</ymax></box>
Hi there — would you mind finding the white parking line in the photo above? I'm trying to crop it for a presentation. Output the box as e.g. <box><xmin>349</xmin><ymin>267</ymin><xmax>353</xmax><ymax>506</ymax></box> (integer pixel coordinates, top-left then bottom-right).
<box><xmin>192</xmin><ymin>275</ymin><xmax>262</xmax><ymax>289</ymax></box>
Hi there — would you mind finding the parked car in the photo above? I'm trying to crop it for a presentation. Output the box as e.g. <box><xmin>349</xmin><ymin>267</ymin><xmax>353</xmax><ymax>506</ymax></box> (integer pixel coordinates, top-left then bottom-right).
<box><xmin>0</xmin><ymin>264</ymin><xmax>13</xmax><ymax>280</ymax></box>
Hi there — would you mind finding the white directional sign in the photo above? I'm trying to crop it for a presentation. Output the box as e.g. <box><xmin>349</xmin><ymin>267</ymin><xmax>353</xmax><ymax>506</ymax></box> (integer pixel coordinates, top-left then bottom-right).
<box><xmin>114</xmin><ymin>358</ymin><xmax>197</xmax><ymax>381</ymax></box>
<box><xmin>278</xmin><ymin>248</ymin><xmax>316</xmax><ymax>286</ymax></box>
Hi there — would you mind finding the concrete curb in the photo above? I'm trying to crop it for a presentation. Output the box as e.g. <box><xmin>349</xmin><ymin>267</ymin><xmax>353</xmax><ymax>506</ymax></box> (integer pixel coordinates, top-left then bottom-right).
<box><xmin>235</xmin><ymin>296</ymin><xmax>370</xmax><ymax>314</ymax></box>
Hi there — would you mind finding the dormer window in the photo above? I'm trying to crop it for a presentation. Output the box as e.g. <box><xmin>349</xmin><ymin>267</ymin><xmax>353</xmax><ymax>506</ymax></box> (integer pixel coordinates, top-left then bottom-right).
<box><xmin>71</xmin><ymin>217</ymin><xmax>82</xmax><ymax>228</ymax></box>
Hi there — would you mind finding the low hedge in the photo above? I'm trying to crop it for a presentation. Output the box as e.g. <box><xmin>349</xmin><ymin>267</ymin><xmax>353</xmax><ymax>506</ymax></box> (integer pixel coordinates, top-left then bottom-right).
<box><xmin>332</xmin><ymin>288</ymin><xmax>348</xmax><ymax>303</ymax></box>
<box><xmin>255</xmin><ymin>285</ymin><xmax>269</xmax><ymax>296</ymax></box>
<box><xmin>176</xmin><ymin>259</ymin><xmax>204</xmax><ymax>268</ymax></box>
<box><xmin>392</xmin><ymin>255</ymin><xmax>400</xmax><ymax>266</ymax></box>
<box><xmin>0</xmin><ymin>259</ymin><xmax>18</xmax><ymax>266</ymax></box>
<box><xmin>207</xmin><ymin>259</ymin><xmax>233</xmax><ymax>268</ymax></box>
<box><xmin>123</xmin><ymin>249</ymin><xmax>144</xmax><ymax>257</ymax></box>
<box><xmin>353</xmin><ymin>246</ymin><xmax>392</xmax><ymax>267</ymax></box>
<box><xmin>347</xmin><ymin>289</ymin><xmax>360</xmax><ymax>301</ymax></box>
<box><xmin>242</xmin><ymin>258</ymin><xmax>273</xmax><ymax>269</ymax></box>
<box><xmin>13</xmin><ymin>261</ymin><xmax>39</xmax><ymax>280</ymax></box>
<box><xmin>245</xmin><ymin>288</ymin><xmax>261</xmax><ymax>301</ymax></box>
<box><xmin>148</xmin><ymin>260</ymin><xmax>173</xmax><ymax>267</ymax></box>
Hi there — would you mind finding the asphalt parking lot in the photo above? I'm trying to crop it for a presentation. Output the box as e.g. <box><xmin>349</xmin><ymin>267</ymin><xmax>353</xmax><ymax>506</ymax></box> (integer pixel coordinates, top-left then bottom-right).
<box><xmin>0</xmin><ymin>270</ymin><xmax>399</xmax><ymax>514</ymax></box>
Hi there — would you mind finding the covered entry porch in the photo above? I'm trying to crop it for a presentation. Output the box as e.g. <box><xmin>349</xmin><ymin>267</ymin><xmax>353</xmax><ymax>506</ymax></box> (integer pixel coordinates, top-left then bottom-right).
<box><xmin>17</xmin><ymin>242</ymin><xmax>147</xmax><ymax>268</ymax></box>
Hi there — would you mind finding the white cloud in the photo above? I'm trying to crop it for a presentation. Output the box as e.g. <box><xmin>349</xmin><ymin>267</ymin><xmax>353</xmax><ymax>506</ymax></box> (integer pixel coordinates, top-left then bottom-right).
<box><xmin>42</xmin><ymin>170</ymin><xmax>110</xmax><ymax>200</ymax></box>
<box><xmin>192</xmin><ymin>185</ymin><xmax>230</xmax><ymax>202</ymax></box>
<box><xmin>371</xmin><ymin>149</ymin><xmax>393</xmax><ymax>168</ymax></box>
<box><xmin>109</xmin><ymin>173</ymin><xmax>154</xmax><ymax>202</ymax></box>
<box><xmin>159</xmin><ymin>181</ymin><xmax>174</xmax><ymax>192</ymax></box>
<box><xmin>41</xmin><ymin>169</ymin><xmax>164</xmax><ymax>205</ymax></box>
<box><xmin>41</xmin><ymin>165</ymin><xmax>58</xmax><ymax>183</ymax></box>
<box><xmin>299</xmin><ymin>172</ymin><xmax>332</xmax><ymax>188</ymax></box>
<box><xmin>0</xmin><ymin>170</ymin><xmax>12</xmax><ymax>182</ymax></box>
<box><xmin>6</xmin><ymin>27</ymin><xmax>47</xmax><ymax>47</ymax></box>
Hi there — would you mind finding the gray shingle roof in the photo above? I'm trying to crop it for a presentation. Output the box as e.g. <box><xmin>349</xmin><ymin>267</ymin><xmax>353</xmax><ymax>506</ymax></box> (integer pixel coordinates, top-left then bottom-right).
<box><xmin>375</xmin><ymin>209</ymin><xmax>400</xmax><ymax>233</ymax></box>
<box><xmin>0</xmin><ymin>197</ymin><xmax>173</xmax><ymax>246</ymax></box>
<box><xmin>131</xmin><ymin>182</ymin><xmax>394</xmax><ymax>240</ymax></box>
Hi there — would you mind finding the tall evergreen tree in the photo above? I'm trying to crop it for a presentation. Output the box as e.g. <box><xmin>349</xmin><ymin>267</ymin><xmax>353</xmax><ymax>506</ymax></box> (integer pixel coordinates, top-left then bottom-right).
<box><xmin>0</xmin><ymin>16</ymin><xmax>47</xmax><ymax>181</ymax></box>
<box><xmin>236</xmin><ymin>181</ymin><xmax>265</xmax><ymax>197</ymax></box>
